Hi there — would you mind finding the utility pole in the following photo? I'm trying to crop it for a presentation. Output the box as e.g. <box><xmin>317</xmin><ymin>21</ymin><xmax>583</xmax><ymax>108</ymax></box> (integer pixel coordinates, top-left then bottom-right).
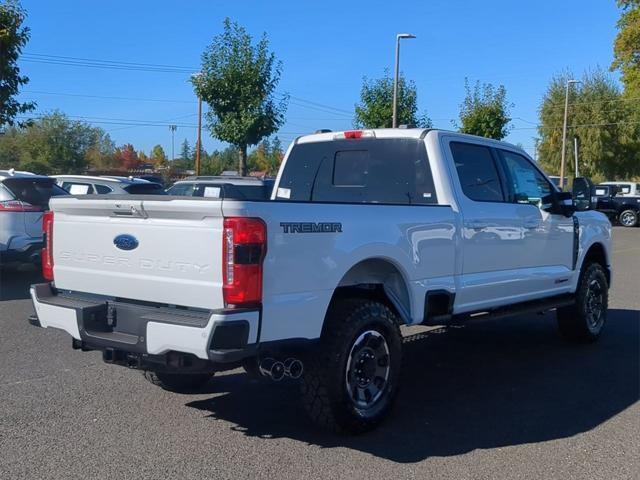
<box><xmin>560</xmin><ymin>79</ymin><xmax>580</xmax><ymax>189</ymax></box>
<box><xmin>191</xmin><ymin>72</ymin><xmax>203</xmax><ymax>176</ymax></box>
<box><xmin>574</xmin><ymin>136</ymin><xmax>579</xmax><ymax>178</ymax></box>
<box><xmin>392</xmin><ymin>33</ymin><xmax>416</xmax><ymax>128</ymax></box>
<box><xmin>169</xmin><ymin>125</ymin><xmax>177</xmax><ymax>162</ymax></box>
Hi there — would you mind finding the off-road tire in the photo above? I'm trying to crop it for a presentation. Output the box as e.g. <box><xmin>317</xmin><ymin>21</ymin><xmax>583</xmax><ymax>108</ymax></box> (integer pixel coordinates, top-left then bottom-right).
<box><xmin>301</xmin><ymin>299</ymin><xmax>402</xmax><ymax>434</ymax></box>
<box><xmin>557</xmin><ymin>262</ymin><xmax>608</xmax><ymax>343</ymax></box>
<box><xmin>618</xmin><ymin>209</ymin><xmax>638</xmax><ymax>227</ymax></box>
<box><xmin>143</xmin><ymin>371</ymin><xmax>213</xmax><ymax>393</ymax></box>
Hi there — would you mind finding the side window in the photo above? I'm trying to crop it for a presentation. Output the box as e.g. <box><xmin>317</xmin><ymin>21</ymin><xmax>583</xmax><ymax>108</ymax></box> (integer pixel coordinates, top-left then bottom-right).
<box><xmin>499</xmin><ymin>150</ymin><xmax>552</xmax><ymax>206</ymax></box>
<box><xmin>450</xmin><ymin>142</ymin><xmax>504</xmax><ymax>202</ymax></box>
<box><xmin>94</xmin><ymin>184</ymin><xmax>113</xmax><ymax>194</ymax></box>
<box><xmin>62</xmin><ymin>182</ymin><xmax>94</xmax><ymax>195</ymax></box>
<box><xmin>167</xmin><ymin>183</ymin><xmax>196</xmax><ymax>196</ymax></box>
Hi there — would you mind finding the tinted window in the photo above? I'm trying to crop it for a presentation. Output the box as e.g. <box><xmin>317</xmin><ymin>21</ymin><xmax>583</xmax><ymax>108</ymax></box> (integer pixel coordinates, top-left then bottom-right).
<box><xmin>123</xmin><ymin>183</ymin><xmax>167</xmax><ymax>195</ymax></box>
<box><xmin>3</xmin><ymin>178</ymin><xmax>67</xmax><ymax>207</ymax></box>
<box><xmin>166</xmin><ymin>183</ymin><xmax>198</xmax><ymax>196</ymax></box>
<box><xmin>499</xmin><ymin>150</ymin><xmax>552</xmax><ymax>206</ymax></box>
<box><xmin>450</xmin><ymin>142</ymin><xmax>504</xmax><ymax>202</ymax></box>
<box><xmin>333</xmin><ymin>151</ymin><xmax>368</xmax><ymax>186</ymax></box>
<box><xmin>95</xmin><ymin>184</ymin><xmax>113</xmax><ymax>194</ymax></box>
<box><xmin>278</xmin><ymin>138</ymin><xmax>437</xmax><ymax>205</ymax></box>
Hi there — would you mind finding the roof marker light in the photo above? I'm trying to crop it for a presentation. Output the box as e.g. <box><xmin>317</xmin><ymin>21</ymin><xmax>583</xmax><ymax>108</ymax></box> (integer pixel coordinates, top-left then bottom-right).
<box><xmin>334</xmin><ymin>130</ymin><xmax>376</xmax><ymax>140</ymax></box>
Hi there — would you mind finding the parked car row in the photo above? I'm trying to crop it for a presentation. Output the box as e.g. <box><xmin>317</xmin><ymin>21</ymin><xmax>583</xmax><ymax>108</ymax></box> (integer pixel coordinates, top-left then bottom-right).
<box><xmin>1</xmin><ymin>169</ymin><xmax>275</xmax><ymax>268</ymax></box>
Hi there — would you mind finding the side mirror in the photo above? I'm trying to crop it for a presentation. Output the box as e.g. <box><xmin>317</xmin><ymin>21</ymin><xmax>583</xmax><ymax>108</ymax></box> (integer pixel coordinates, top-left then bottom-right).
<box><xmin>572</xmin><ymin>177</ymin><xmax>595</xmax><ymax>211</ymax></box>
<box><xmin>542</xmin><ymin>191</ymin><xmax>575</xmax><ymax>216</ymax></box>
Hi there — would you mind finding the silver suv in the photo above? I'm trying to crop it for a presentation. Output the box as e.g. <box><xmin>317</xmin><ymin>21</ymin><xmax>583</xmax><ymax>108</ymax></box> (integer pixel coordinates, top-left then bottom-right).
<box><xmin>0</xmin><ymin>170</ymin><xmax>67</xmax><ymax>266</ymax></box>
<box><xmin>52</xmin><ymin>175</ymin><xmax>166</xmax><ymax>195</ymax></box>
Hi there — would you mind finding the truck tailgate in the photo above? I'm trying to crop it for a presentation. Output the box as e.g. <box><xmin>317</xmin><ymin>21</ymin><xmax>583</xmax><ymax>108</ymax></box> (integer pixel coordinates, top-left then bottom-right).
<box><xmin>51</xmin><ymin>196</ymin><xmax>224</xmax><ymax>310</ymax></box>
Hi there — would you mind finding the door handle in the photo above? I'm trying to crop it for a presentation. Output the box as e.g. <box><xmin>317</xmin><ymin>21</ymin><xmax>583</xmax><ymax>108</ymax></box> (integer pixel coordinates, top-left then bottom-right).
<box><xmin>466</xmin><ymin>221</ymin><xmax>489</xmax><ymax>230</ymax></box>
<box><xmin>523</xmin><ymin>219</ymin><xmax>540</xmax><ymax>229</ymax></box>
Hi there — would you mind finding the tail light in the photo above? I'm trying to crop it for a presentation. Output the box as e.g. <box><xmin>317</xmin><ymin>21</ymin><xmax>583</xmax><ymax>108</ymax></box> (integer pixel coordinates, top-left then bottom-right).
<box><xmin>42</xmin><ymin>211</ymin><xmax>54</xmax><ymax>281</ymax></box>
<box><xmin>222</xmin><ymin>217</ymin><xmax>267</xmax><ymax>307</ymax></box>
<box><xmin>0</xmin><ymin>200</ymin><xmax>42</xmax><ymax>212</ymax></box>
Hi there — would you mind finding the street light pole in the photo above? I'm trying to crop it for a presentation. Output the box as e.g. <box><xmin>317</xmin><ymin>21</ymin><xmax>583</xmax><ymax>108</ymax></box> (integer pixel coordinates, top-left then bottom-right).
<box><xmin>560</xmin><ymin>79</ymin><xmax>580</xmax><ymax>188</ymax></box>
<box><xmin>169</xmin><ymin>125</ymin><xmax>177</xmax><ymax>162</ymax></box>
<box><xmin>392</xmin><ymin>33</ymin><xmax>416</xmax><ymax>128</ymax></box>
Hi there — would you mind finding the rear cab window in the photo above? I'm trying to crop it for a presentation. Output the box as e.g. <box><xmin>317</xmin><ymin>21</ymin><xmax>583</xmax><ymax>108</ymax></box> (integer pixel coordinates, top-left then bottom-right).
<box><xmin>276</xmin><ymin>138</ymin><xmax>437</xmax><ymax>205</ymax></box>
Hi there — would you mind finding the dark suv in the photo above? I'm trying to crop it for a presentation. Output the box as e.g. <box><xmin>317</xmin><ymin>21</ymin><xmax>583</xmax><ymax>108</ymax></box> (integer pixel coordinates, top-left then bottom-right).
<box><xmin>166</xmin><ymin>176</ymin><xmax>275</xmax><ymax>200</ymax></box>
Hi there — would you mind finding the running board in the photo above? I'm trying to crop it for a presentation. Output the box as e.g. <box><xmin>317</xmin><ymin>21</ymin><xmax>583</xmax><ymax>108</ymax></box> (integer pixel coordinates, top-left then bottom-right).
<box><xmin>424</xmin><ymin>294</ymin><xmax>575</xmax><ymax>326</ymax></box>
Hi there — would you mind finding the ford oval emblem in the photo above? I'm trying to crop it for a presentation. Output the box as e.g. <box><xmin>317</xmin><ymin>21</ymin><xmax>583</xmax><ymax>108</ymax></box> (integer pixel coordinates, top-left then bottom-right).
<box><xmin>113</xmin><ymin>234</ymin><xmax>139</xmax><ymax>251</ymax></box>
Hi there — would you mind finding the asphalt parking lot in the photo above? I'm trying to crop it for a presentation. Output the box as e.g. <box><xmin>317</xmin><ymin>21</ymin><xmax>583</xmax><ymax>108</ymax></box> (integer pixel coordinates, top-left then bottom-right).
<box><xmin>0</xmin><ymin>228</ymin><xmax>638</xmax><ymax>479</ymax></box>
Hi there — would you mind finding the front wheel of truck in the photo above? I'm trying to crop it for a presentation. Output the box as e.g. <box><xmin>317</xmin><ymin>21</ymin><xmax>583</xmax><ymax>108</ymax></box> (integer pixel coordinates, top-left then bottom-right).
<box><xmin>143</xmin><ymin>371</ymin><xmax>213</xmax><ymax>393</ymax></box>
<box><xmin>557</xmin><ymin>262</ymin><xmax>608</xmax><ymax>343</ymax></box>
<box><xmin>301</xmin><ymin>298</ymin><xmax>402</xmax><ymax>434</ymax></box>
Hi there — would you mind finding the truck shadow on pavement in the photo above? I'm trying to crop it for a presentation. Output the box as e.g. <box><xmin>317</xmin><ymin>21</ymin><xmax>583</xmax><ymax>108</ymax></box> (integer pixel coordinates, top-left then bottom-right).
<box><xmin>0</xmin><ymin>267</ymin><xmax>42</xmax><ymax>301</ymax></box>
<box><xmin>186</xmin><ymin>308</ymin><xmax>639</xmax><ymax>463</ymax></box>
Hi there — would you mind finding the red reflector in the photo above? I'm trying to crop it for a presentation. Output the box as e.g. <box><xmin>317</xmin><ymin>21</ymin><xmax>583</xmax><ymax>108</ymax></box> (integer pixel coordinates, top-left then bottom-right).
<box><xmin>343</xmin><ymin>130</ymin><xmax>363</xmax><ymax>139</ymax></box>
<box><xmin>0</xmin><ymin>200</ymin><xmax>42</xmax><ymax>212</ymax></box>
<box><xmin>222</xmin><ymin>217</ymin><xmax>266</xmax><ymax>307</ymax></box>
<box><xmin>42</xmin><ymin>211</ymin><xmax>54</xmax><ymax>281</ymax></box>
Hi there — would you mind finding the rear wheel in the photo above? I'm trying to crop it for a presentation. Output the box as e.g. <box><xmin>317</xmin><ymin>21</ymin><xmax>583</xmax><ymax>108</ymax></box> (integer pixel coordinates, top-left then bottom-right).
<box><xmin>557</xmin><ymin>262</ymin><xmax>608</xmax><ymax>343</ymax></box>
<box><xmin>619</xmin><ymin>209</ymin><xmax>638</xmax><ymax>227</ymax></box>
<box><xmin>301</xmin><ymin>299</ymin><xmax>402</xmax><ymax>434</ymax></box>
<box><xmin>143</xmin><ymin>371</ymin><xmax>213</xmax><ymax>393</ymax></box>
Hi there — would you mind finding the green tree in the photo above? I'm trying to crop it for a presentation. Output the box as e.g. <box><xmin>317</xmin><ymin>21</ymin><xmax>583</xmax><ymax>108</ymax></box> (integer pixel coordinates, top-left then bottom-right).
<box><xmin>193</xmin><ymin>18</ymin><xmax>287</xmax><ymax>176</ymax></box>
<box><xmin>150</xmin><ymin>144</ymin><xmax>168</xmax><ymax>166</ymax></box>
<box><xmin>0</xmin><ymin>111</ymin><xmax>114</xmax><ymax>173</ymax></box>
<box><xmin>354</xmin><ymin>70</ymin><xmax>431</xmax><ymax>129</ymax></box>
<box><xmin>0</xmin><ymin>0</ymin><xmax>35</xmax><ymax>129</ymax></box>
<box><xmin>176</xmin><ymin>138</ymin><xmax>193</xmax><ymax>169</ymax></box>
<box><xmin>200</xmin><ymin>146</ymin><xmax>239</xmax><ymax>175</ymax></box>
<box><xmin>537</xmin><ymin>69</ymin><xmax>638</xmax><ymax>181</ymax></box>
<box><xmin>457</xmin><ymin>79</ymin><xmax>512</xmax><ymax>140</ymax></box>
<box><xmin>611</xmin><ymin>1</ymin><xmax>640</xmax><ymax>98</ymax></box>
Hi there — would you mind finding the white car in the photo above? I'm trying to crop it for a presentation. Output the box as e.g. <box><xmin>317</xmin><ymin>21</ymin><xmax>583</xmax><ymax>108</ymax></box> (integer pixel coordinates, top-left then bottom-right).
<box><xmin>0</xmin><ymin>169</ymin><xmax>67</xmax><ymax>266</ymax></box>
<box><xmin>29</xmin><ymin>129</ymin><xmax>612</xmax><ymax>433</ymax></box>
<box><xmin>52</xmin><ymin>175</ymin><xmax>166</xmax><ymax>195</ymax></box>
<box><xmin>599</xmin><ymin>181</ymin><xmax>640</xmax><ymax>197</ymax></box>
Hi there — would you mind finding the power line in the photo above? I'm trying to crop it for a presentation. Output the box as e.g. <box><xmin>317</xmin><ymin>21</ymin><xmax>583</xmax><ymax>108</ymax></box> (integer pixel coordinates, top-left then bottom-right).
<box><xmin>21</xmin><ymin>53</ymin><xmax>354</xmax><ymax>116</ymax></box>
<box><xmin>512</xmin><ymin>119</ymin><xmax>640</xmax><ymax>131</ymax></box>
<box><xmin>24</xmin><ymin>90</ymin><xmax>196</xmax><ymax>104</ymax></box>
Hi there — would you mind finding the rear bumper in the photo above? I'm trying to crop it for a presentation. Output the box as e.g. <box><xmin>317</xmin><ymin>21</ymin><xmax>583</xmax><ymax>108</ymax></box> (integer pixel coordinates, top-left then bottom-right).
<box><xmin>0</xmin><ymin>241</ymin><xmax>43</xmax><ymax>265</ymax></box>
<box><xmin>29</xmin><ymin>283</ymin><xmax>259</xmax><ymax>365</ymax></box>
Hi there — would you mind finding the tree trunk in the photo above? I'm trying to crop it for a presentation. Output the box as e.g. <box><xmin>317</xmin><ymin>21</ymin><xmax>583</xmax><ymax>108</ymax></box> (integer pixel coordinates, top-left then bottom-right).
<box><xmin>239</xmin><ymin>144</ymin><xmax>248</xmax><ymax>176</ymax></box>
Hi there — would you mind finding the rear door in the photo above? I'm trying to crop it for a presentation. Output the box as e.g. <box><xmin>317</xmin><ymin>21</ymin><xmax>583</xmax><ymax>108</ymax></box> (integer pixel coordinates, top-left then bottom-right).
<box><xmin>3</xmin><ymin>177</ymin><xmax>67</xmax><ymax>238</ymax></box>
<box><xmin>443</xmin><ymin>139</ymin><xmax>529</xmax><ymax>312</ymax></box>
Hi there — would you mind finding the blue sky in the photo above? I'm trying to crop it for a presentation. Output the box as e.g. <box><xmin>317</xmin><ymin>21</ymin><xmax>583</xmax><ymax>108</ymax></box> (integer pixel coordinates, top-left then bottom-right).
<box><xmin>17</xmin><ymin>0</ymin><xmax>621</xmax><ymax>158</ymax></box>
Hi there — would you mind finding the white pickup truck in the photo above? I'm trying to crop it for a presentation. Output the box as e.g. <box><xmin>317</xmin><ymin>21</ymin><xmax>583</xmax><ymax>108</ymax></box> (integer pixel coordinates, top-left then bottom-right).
<box><xmin>29</xmin><ymin>128</ymin><xmax>612</xmax><ymax>433</ymax></box>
